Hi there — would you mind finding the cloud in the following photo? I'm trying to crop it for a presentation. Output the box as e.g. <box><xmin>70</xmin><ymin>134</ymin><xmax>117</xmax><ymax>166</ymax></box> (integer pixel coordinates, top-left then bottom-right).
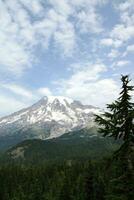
<box><xmin>118</xmin><ymin>0</ymin><xmax>134</xmax><ymax>11</ymax></box>
<box><xmin>1</xmin><ymin>0</ymin><xmax>133</xmax><ymax>117</ymax></box>
<box><xmin>0</xmin><ymin>39</ymin><xmax>31</xmax><ymax>76</ymax></box>
<box><xmin>96</xmin><ymin>0</ymin><xmax>134</xmax><ymax>76</ymax></box>
<box><xmin>108</xmin><ymin>49</ymin><xmax>120</xmax><ymax>59</ymax></box>
<box><xmin>0</xmin><ymin>83</ymin><xmax>53</xmax><ymax>116</ymax></box>
<box><xmin>0</xmin><ymin>84</ymin><xmax>52</xmax><ymax>116</ymax></box>
<box><xmin>116</xmin><ymin>60</ymin><xmax>130</xmax><ymax>67</ymax></box>
<box><xmin>54</xmin><ymin>62</ymin><xmax>120</xmax><ymax>107</ymax></box>
<box><xmin>70</xmin><ymin>0</ymin><xmax>108</xmax><ymax>8</ymax></box>
<box><xmin>111</xmin><ymin>1</ymin><xmax>134</xmax><ymax>44</ymax></box>
<box><xmin>38</xmin><ymin>87</ymin><xmax>52</xmax><ymax>96</ymax></box>
<box><xmin>0</xmin><ymin>94</ymin><xmax>27</xmax><ymax>117</ymax></box>
<box><xmin>68</xmin><ymin>62</ymin><xmax>107</xmax><ymax>82</ymax></box>
<box><xmin>0</xmin><ymin>0</ymin><xmax>106</xmax><ymax>77</ymax></box>
<box><xmin>123</xmin><ymin>44</ymin><xmax>134</xmax><ymax>56</ymax></box>
<box><xmin>111</xmin><ymin>60</ymin><xmax>131</xmax><ymax>70</ymax></box>
<box><xmin>54</xmin><ymin>16</ymin><xmax>76</xmax><ymax>56</ymax></box>
<box><xmin>76</xmin><ymin>8</ymin><xmax>103</xmax><ymax>34</ymax></box>
<box><xmin>75</xmin><ymin>0</ymin><xmax>104</xmax><ymax>34</ymax></box>
<box><xmin>111</xmin><ymin>24</ymin><xmax>134</xmax><ymax>42</ymax></box>
<box><xmin>48</xmin><ymin>0</ymin><xmax>72</xmax><ymax>17</ymax></box>
<box><xmin>62</xmin><ymin>77</ymin><xmax>119</xmax><ymax>107</ymax></box>
<box><xmin>0</xmin><ymin>82</ymin><xmax>37</xmax><ymax>116</ymax></box>
<box><xmin>1</xmin><ymin>0</ymin><xmax>133</xmax><ymax>79</ymax></box>
<box><xmin>19</xmin><ymin>0</ymin><xmax>44</xmax><ymax>15</ymax></box>
<box><xmin>100</xmin><ymin>38</ymin><xmax>122</xmax><ymax>48</ymax></box>
<box><xmin>126</xmin><ymin>44</ymin><xmax>134</xmax><ymax>52</ymax></box>
<box><xmin>0</xmin><ymin>0</ymin><xmax>36</xmax><ymax>76</ymax></box>
<box><xmin>2</xmin><ymin>84</ymin><xmax>34</xmax><ymax>99</ymax></box>
<box><xmin>99</xmin><ymin>0</ymin><xmax>134</xmax><ymax>61</ymax></box>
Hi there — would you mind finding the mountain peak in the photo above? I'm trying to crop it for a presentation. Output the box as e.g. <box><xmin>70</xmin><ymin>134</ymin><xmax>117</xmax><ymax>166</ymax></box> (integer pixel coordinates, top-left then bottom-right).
<box><xmin>0</xmin><ymin>96</ymin><xmax>101</xmax><ymax>146</ymax></box>
<box><xmin>43</xmin><ymin>96</ymin><xmax>73</xmax><ymax>105</ymax></box>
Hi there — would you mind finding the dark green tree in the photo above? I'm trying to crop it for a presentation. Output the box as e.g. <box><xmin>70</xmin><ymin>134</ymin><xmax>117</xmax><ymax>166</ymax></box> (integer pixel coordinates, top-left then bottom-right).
<box><xmin>95</xmin><ymin>75</ymin><xmax>134</xmax><ymax>200</ymax></box>
<box><xmin>95</xmin><ymin>75</ymin><xmax>134</xmax><ymax>146</ymax></box>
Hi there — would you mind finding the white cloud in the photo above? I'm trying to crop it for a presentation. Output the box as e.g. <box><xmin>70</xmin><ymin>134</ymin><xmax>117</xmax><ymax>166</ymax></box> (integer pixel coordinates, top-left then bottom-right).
<box><xmin>0</xmin><ymin>0</ymin><xmax>76</xmax><ymax>75</ymax></box>
<box><xmin>123</xmin><ymin>44</ymin><xmax>134</xmax><ymax>56</ymax></box>
<box><xmin>2</xmin><ymin>84</ymin><xmax>34</xmax><ymax>99</ymax></box>
<box><xmin>118</xmin><ymin>0</ymin><xmax>134</xmax><ymax>11</ymax></box>
<box><xmin>100</xmin><ymin>38</ymin><xmax>113</xmax><ymax>46</ymax></box>
<box><xmin>38</xmin><ymin>87</ymin><xmax>52</xmax><ymax>96</ymax></box>
<box><xmin>2</xmin><ymin>0</ymin><xmax>133</xmax><ymax>116</ymax></box>
<box><xmin>126</xmin><ymin>44</ymin><xmax>134</xmax><ymax>52</ymax></box>
<box><xmin>19</xmin><ymin>0</ymin><xmax>44</xmax><ymax>15</ymax></box>
<box><xmin>100</xmin><ymin>38</ymin><xmax>122</xmax><ymax>48</ymax></box>
<box><xmin>98</xmin><ymin>0</ymin><xmax>134</xmax><ymax>69</ymax></box>
<box><xmin>0</xmin><ymin>0</ymin><xmax>106</xmax><ymax>77</ymax></box>
<box><xmin>54</xmin><ymin>62</ymin><xmax>120</xmax><ymax>107</ymax></box>
<box><xmin>0</xmin><ymin>38</ymin><xmax>31</xmax><ymax>76</ymax></box>
<box><xmin>111</xmin><ymin>60</ymin><xmax>131</xmax><ymax>70</ymax></box>
<box><xmin>76</xmin><ymin>8</ymin><xmax>103</xmax><ymax>34</ymax></box>
<box><xmin>61</xmin><ymin>77</ymin><xmax>119</xmax><ymax>107</ymax></box>
<box><xmin>111</xmin><ymin>1</ymin><xmax>134</xmax><ymax>44</ymax></box>
<box><xmin>0</xmin><ymin>94</ymin><xmax>27</xmax><ymax>117</ymax></box>
<box><xmin>108</xmin><ymin>49</ymin><xmax>120</xmax><ymax>58</ymax></box>
<box><xmin>0</xmin><ymin>0</ymin><xmax>41</xmax><ymax>76</ymax></box>
<box><xmin>0</xmin><ymin>0</ymin><xmax>32</xmax><ymax>75</ymax></box>
<box><xmin>75</xmin><ymin>1</ymin><xmax>104</xmax><ymax>34</ymax></box>
<box><xmin>69</xmin><ymin>63</ymin><xmax>107</xmax><ymax>83</ymax></box>
<box><xmin>111</xmin><ymin>24</ymin><xmax>134</xmax><ymax>42</ymax></box>
<box><xmin>54</xmin><ymin>16</ymin><xmax>76</xmax><ymax>56</ymax></box>
<box><xmin>99</xmin><ymin>0</ymin><xmax>134</xmax><ymax>63</ymax></box>
<box><xmin>0</xmin><ymin>83</ymin><xmax>53</xmax><ymax>116</ymax></box>
<box><xmin>48</xmin><ymin>0</ymin><xmax>72</xmax><ymax>17</ymax></box>
<box><xmin>71</xmin><ymin>0</ymin><xmax>108</xmax><ymax>8</ymax></box>
<box><xmin>116</xmin><ymin>60</ymin><xmax>130</xmax><ymax>67</ymax></box>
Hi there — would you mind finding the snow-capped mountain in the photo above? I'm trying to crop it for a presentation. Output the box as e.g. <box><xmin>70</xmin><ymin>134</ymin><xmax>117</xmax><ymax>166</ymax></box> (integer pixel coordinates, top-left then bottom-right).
<box><xmin>0</xmin><ymin>96</ymin><xmax>101</xmax><ymax>143</ymax></box>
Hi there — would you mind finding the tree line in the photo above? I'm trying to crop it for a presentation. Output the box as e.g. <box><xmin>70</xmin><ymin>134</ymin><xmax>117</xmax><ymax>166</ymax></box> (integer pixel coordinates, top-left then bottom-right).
<box><xmin>0</xmin><ymin>75</ymin><xmax>133</xmax><ymax>200</ymax></box>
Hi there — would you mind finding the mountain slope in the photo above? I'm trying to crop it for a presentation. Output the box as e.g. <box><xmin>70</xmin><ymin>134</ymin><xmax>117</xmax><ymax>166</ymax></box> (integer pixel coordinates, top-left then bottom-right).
<box><xmin>0</xmin><ymin>96</ymin><xmax>101</xmax><ymax>150</ymax></box>
<box><xmin>4</xmin><ymin>128</ymin><xmax>121</xmax><ymax>163</ymax></box>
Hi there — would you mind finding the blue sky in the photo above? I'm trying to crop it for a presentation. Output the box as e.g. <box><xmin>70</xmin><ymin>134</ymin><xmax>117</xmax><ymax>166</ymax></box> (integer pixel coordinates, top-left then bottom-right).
<box><xmin>0</xmin><ymin>0</ymin><xmax>134</xmax><ymax>116</ymax></box>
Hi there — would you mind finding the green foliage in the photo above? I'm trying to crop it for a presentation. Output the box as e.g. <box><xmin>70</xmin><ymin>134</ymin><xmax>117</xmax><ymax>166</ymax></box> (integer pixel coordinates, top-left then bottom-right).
<box><xmin>104</xmin><ymin>154</ymin><xmax>134</xmax><ymax>200</ymax></box>
<box><xmin>0</xmin><ymin>161</ymin><xmax>102</xmax><ymax>200</ymax></box>
<box><xmin>95</xmin><ymin>75</ymin><xmax>134</xmax><ymax>200</ymax></box>
<box><xmin>1</xmin><ymin>135</ymin><xmax>120</xmax><ymax>165</ymax></box>
<box><xmin>95</xmin><ymin>75</ymin><xmax>134</xmax><ymax>143</ymax></box>
<box><xmin>0</xmin><ymin>155</ymin><xmax>133</xmax><ymax>200</ymax></box>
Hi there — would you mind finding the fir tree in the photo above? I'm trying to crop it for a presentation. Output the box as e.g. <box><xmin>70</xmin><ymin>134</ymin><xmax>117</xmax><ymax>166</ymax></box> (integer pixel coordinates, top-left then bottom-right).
<box><xmin>95</xmin><ymin>75</ymin><xmax>134</xmax><ymax>145</ymax></box>
<box><xmin>95</xmin><ymin>75</ymin><xmax>134</xmax><ymax>200</ymax></box>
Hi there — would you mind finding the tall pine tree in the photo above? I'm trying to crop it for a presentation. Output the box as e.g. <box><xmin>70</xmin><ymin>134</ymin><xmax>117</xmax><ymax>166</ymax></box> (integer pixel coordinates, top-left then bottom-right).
<box><xmin>95</xmin><ymin>75</ymin><xmax>134</xmax><ymax>200</ymax></box>
<box><xmin>95</xmin><ymin>75</ymin><xmax>134</xmax><ymax>146</ymax></box>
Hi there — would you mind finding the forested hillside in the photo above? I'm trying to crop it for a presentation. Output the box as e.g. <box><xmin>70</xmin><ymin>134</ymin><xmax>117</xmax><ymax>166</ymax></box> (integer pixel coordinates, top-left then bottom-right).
<box><xmin>2</xmin><ymin>132</ymin><xmax>120</xmax><ymax>164</ymax></box>
<box><xmin>0</xmin><ymin>75</ymin><xmax>133</xmax><ymax>200</ymax></box>
<box><xmin>0</xmin><ymin>155</ymin><xmax>133</xmax><ymax>200</ymax></box>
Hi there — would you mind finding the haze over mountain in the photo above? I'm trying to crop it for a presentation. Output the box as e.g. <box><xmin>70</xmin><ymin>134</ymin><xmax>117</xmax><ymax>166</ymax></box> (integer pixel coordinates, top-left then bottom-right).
<box><xmin>0</xmin><ymin>96</ymin><xmax>101</xmax><ymax>150</ymax></box>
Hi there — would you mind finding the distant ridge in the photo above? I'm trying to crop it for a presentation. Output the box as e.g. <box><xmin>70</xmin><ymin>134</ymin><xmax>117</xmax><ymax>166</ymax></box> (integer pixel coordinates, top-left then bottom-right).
<box><xmin>0</xmin><ymin>96</ymin><xmax>102</xmax><ymax>150</ymax></box>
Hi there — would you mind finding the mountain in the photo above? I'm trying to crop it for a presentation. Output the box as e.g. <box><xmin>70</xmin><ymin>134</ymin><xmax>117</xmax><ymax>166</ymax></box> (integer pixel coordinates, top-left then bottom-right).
<box><xmin>0</xmin><ymin>96</ymin><xmax>101</xmax><ymax>150</ymax></box>
<box><xmin>3</xmin><ymin>128</ymin><xmax>121</xmax><ymax>164</ymax></box>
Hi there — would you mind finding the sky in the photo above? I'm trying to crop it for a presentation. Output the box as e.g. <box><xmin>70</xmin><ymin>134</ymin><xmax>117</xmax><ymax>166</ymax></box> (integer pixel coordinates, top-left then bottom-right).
<box><xmin>0</xmin><ymin>0</ymin><xmax>134</xmax><ymax>116</ymax></box>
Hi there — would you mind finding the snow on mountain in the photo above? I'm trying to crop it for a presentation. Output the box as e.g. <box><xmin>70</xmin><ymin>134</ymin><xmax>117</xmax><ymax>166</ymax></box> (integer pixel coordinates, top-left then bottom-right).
<box><xmin>0</xmin><ymin>96</ymin><xmax>101</xmax><ymax>140</ymax></box>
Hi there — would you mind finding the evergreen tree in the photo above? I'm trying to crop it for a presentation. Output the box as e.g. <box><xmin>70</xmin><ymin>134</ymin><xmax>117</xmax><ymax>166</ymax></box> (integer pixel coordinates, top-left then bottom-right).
<box><xmin>95</xmin><ymin>75</ymin><xmax>134</xmax><ymax>145</ymax></box>
<box><xmin>95</xmin><ymin>75</ymin><xmax>134</xmax><ymax>200</ymax></box>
